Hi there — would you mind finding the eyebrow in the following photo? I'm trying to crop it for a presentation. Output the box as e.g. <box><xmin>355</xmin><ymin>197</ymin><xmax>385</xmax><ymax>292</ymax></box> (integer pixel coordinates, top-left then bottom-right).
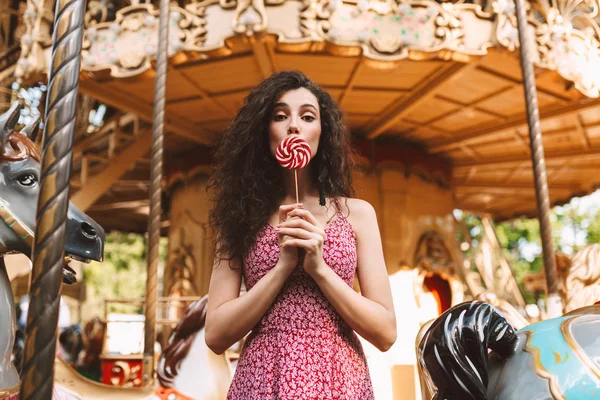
<box><xmin>273</xmin><ymin>102</ymin><xmax>318</xmax><ymax>112</ymax></box>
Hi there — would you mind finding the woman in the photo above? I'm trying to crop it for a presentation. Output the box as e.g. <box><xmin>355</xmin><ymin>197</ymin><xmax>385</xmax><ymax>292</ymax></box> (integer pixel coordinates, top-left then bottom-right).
<box><xmin>205</xmin><ymin>71</ymin><xmax>396</xmax><ymax>399</ymax></box>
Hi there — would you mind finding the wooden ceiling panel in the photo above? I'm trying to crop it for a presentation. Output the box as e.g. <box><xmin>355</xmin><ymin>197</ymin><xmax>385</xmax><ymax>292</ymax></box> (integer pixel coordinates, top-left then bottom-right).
<box><xmin>213</xmin><ymin>90</ymin><xmax>249</xmax><ymax>115</ymax></box>
<box><xmin>200</xmin><ymin>119</ymin><xmax>231</xmax><ymax>134</ymax></box>
<box><xmin>436</xmin><ymin>68</ymin><xmax>511</xmax><ymax>105</ymax></box>
<box><xmin>585</xmin><ymin>125</ymin><xmax>600</xmax><ymax>145</ymax></box>
<box><xmin>476</xmin><ymin>86</ymin><xmax>559</xmax><ymax>117</ymax></box>
<box><xmin>106</xmin><ymin>71</ymin><xmax>202</xmax><ymax>102</ymax></box>
<box><xmin>477</xmin><ymin>50</ymin><xmax>522</xmax><ymax>81</ymax></box>
<box><xmin>106</xmin><ymin>78</ymin><xmax>152</xmax><ymax>104</ymax></box>
<box><xmin>402</xmin><ymin>96</ymin><xmax>460</xmax><ymax>124</ymax></box>
<box><xmin>275</xmin><ymin>54</ymin><xmax>358</xmax><ymax>87</ymax></box>
<box><xmin>535</xmin><ymin>71</ymin><xmax>583</xmax><ymax>101</ymax></box>
<box><xmin>352</xmin><ymin>61</ymin><xmax>442</xmax><ymax>90</ymax></box>
<box><xmin>167</xmin><ymin>97</ymin><xmax>229</xmax><ymax>123</ymax></box>
<box><xmin>180</xmin><ymin>55</ymin><xmax>263</xmax><ymax>94</ymax></box>
<box><xmin>540</xmin><ymin>116</ymin><xmax>576</xmax><ymax>133</ymax></box>
<box><xmin>342</xmin><ymin>90</ymin><xmax>404</xmax><ymax>114</ymax></box>
<box><xmin>327</xmin><ymin>88</ymin><xmax>344</xmax><ymax>102</ymax></box>
<box><xmin>579</xmin><ymin>107</ymin><xmax>600</xmax><ymax>125</ymax></box>
<box><xmin>430</xmin><ymin>108</ymin><xmax>499</xmax><ymax>132</ymax></box>
<box><xmin>470</xmin><ymin>139</ymin><xmax>526</xmax><ymax>158</ymax></box>
<box><xmin>346</xmin><ymin>114</ymin><xmax>372</xmax><ymax>130</ymax></box>
<box><xmin>542</xmin><ymin>133</ymin><xmax>579</xmax><ymax>152</ymax></box>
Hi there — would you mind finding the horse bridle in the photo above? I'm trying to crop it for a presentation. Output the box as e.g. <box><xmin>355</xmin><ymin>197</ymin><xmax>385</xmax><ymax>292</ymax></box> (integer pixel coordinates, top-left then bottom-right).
<box><xmin>0</xmin><ymin>201</ymin><xmax>34</xmax><ymax>254</ymax></box>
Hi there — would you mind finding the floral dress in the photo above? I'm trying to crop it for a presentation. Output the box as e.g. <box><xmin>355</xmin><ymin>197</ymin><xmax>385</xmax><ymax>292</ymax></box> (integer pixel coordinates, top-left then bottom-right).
<box><xmin>227</xmin><ymin>213</ymin><xmax>374</xmax><ymax>399</ymax></box>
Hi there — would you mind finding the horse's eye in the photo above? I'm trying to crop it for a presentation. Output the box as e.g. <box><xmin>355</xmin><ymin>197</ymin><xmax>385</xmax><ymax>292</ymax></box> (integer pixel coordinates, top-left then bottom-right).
<box><xmin>18</xmin><ymin>173</ymin><xmax>37</xmax><ymax>187</ymax></box>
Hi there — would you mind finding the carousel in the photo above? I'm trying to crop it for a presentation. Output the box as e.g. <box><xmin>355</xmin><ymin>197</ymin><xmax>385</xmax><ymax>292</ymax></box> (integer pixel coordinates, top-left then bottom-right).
<box><xmin>1</xmin><ymin>0</ymin><xmax>600</xmax><ymax>398</ymax></box>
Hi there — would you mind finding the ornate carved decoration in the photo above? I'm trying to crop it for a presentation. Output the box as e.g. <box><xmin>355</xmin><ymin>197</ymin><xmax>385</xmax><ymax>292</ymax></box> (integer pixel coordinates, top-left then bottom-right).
<box><xmin>72</xmin><ymin>0</ymin><xmax>600</xmax><ymax>98</ymax></box>
<box><xmin>414</xmin><ymin>230</ymin><xmax>456</xmax><ymax>276</ymax></box>
<box><xmin>82</xmin><ymin>3</ymin><xmax>207</xmax><ymax>78</ymax></box>
<box><xmin>14</xmin><ymin>0</ymin><xmax>54</xmax><ymax>83</ymax></box>
<box><xmin>233</xmin><ymin>0</ymin><xmax>268</xmax><ymax>35</ymax></box>
<box><xmin>494</xmin><ymin>0</ymin><xmax>600</xmax><ymax>97</ymax></box>
<box><xmin>300</xmin><ymin>0</ymin><xmax>493</xmax><ymax>60</ymax></box>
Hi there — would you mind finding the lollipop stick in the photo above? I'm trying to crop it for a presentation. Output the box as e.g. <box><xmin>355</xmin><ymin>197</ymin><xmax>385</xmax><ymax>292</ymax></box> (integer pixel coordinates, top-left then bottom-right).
<box><xmin>295</xmin><ymin>169</ymin><xmax>299</xmax><ymax>204</ymax></box>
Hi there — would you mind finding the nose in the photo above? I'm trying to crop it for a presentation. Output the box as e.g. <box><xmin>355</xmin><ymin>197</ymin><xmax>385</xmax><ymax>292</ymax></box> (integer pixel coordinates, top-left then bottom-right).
<box><xmin>287</xmin><ymin>124</ymin><xmax>299</xmax><ymax>134</ymax></box>
<box><xmin>80</xmin><ymin>221</ymin><xmax>98</xmax><ymax>240</ymax></box>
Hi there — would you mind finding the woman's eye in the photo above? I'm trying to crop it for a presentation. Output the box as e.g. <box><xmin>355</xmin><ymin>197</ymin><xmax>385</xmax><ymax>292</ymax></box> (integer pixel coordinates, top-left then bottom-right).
<box><xmin>273</xmin><ymin>114</ymin><xmax>287</xmax><ymax>121</ymax></box>
<box><xmin>18</xmin><ymin>173</ymin><xmax>37</xmax><ymax>187</ymax></box>
<box><xmin>302</xmin><ymin>115</ymin><xmax>315</xmax><ymax>122</ymax></box>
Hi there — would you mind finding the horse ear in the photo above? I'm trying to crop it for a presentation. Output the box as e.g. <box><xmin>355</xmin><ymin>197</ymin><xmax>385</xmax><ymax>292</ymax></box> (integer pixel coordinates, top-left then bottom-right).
<box><xmin>21</xmin><ymin>116</ymin><xmax>41</xmax><ymax>143</ymax></box>
<box><xmin>0</xmin><ymin>102</ymin><xmax>22</xmax><ymax>150</ymax></box>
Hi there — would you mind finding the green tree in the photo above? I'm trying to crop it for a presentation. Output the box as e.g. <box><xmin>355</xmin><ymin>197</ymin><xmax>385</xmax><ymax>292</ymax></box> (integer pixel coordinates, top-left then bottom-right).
<box><xmin>81</xmin><ymin>232</ymin><xmax>149</xmax><ymax>321</ymax></box>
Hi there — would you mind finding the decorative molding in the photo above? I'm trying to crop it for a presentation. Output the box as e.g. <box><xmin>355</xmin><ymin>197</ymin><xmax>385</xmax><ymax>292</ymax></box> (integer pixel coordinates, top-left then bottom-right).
<box><xmin>82</xmin><ymin>4</ymin><xmax>207</xmax><ymax>78</ymax></box>
<box><xmin>300</xmin><ymin>0</ymin><xmax>494</xmax><ymax>61</ymax></box>
<box><xmin>34</xmin><ymin>0</ymin><xmax>599</xmax><ymax>99</ymax></box>
<box><xmin>13</xmin><ymin>0</ymin><xmax>54</xmax><ymax>83</ymax></box>
<box><xmin>493</xmin><ymin>0</ymin><xmax>600</xmax><ymax>98</ymax></box>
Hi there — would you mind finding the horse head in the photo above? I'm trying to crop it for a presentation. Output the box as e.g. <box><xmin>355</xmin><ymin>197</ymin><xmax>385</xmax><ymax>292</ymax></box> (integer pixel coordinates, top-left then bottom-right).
<box><xmin>0</xmin><ymin>102</ymin><xmax>105</xmax><ymax>278</ymax></box>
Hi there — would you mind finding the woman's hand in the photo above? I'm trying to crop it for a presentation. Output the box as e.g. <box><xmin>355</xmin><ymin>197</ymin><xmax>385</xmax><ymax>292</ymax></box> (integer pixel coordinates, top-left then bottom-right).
<box><xmin>276</xmin><ymin>204</ymin><xmax>302</xmax><ymax>270</ymax></box>
<box><xmin>276</xmin><ymin>208</ymin><xmax>327</xmax><ymax>277</ymax></box>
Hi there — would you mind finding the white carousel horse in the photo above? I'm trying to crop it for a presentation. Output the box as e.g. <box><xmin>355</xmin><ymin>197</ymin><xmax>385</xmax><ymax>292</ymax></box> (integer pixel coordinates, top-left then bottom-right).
<box><xmin>0</xmin><ymin>102</ymin><xmax>105</xmax><ymax>400</ymax></box>
<box><xmin>0</xmin><ymin>103</ymin><xmax>235</xmax><ymax>399</ymax></box>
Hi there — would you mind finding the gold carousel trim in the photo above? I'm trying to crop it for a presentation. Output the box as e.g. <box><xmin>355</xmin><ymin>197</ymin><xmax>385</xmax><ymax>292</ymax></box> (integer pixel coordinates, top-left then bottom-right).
<box><xmin>16</xmin><ymin>0</ymin><xmax>583</xmax><ymax>99</ymax></box>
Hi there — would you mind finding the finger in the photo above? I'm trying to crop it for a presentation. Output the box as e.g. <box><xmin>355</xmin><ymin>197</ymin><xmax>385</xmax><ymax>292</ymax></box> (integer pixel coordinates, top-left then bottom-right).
<box><xmin>276</xmin><ymin>227</ymin><xmax>314</xmax><ymax>240</ymax></box>
<box><xmin>279</xmin><ymin>218</ymin><xmax>324</xmax><ymax>236</ymax></box>
<box><xmin>281</xmin><ymin>238</ymin><xmax>319</xmax><ymax>251</ymax></box>
<box><xmin>278</xmin><ymin>203</ymin><xmax>303</xmax><ymax>221</ymax></box>
<box><xmin>287</xmin><ymin>208</ymin><xmax>320</xmax><ymax>226</ymax></box>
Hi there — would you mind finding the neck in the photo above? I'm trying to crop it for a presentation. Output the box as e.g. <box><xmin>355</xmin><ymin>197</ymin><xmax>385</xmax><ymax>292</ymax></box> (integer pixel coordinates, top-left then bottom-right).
<box><xmin>281</xmin><ymin>168</ymin><xmax>316</xmax><ymax>204</ymax></box>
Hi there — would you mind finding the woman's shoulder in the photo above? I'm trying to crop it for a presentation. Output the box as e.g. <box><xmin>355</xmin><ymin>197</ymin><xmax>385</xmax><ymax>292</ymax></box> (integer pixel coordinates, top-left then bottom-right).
<box><xmin>337</xmin><ymin>198</ymin><xmax>377</xmax><ymax>228</ymax></box>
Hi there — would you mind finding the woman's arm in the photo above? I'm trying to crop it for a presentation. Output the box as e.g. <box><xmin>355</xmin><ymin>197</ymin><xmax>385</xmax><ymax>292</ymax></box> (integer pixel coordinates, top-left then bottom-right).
<box><xmin>278</xmin><ymin>199</ymin><xmax>396</xmax><ymax>351</ymax></box>
<box><xmin>205</xmin><ymin>204</ymin><xmax>300</xmax><ymax>355</ymax></box>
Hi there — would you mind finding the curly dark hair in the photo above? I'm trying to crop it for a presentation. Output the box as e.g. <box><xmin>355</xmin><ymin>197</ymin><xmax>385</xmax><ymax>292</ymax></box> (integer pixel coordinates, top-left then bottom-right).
<box><xmin>208</xmin><ymin>70</ymin><xmax>355</xmax><ymax>264</ymax></box>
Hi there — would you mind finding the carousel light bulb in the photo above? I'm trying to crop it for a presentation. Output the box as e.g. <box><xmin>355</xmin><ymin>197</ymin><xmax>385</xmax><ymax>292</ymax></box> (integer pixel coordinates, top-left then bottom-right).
<box><xmin>144</xmin><ymin>15</ymin><xmax>156</xmax><ymax>27</ymax></box>
<box><xmin>328</xmin><ymin>28</ymin><xmax>340</xmax><ymax>40</ymax></box>
<box><xmin>107</xmin><ymin>52</ymin><xmax>119</xmax><ymax>64</ymax></box>
<box><xmin>21</xmin><ymin>34</ymin><xmax>33</xmax><ymax>46</ymax></box>
<box><xmin>426</xmin><ymin>5</ymin><xmax>438</xmax><ymax>18</ymax></box>
<box><xmin>329</xmin><ymin>0</ymin><xmax>341</xmax><ymax>12</ymax></box>
<box><xmin>87</xmin><ymin>27</ymin><xmax>98</xmax><ymax>41</ymax></box>
<box><xmin>356</xmin><ymin>0</ymin><xmax>369</xmax><ymax>13</ymax></box>
<box><xmin>83</xmin><ymin>54</ymin><xmax>96</xmax><ymax>66</ymax></box>
<box><xmin>144</xmin><ymin>43</ymin><xmax>156</xmax><ymax>56</ymax></box>
<box><xmin>399</xmin><ymin>3</ymin><xmax>412</xmax><ymax>14</ymax></box>
<box><xmin>357</xmin><ymin>29</ymin><xmax>370</xmax><ymax>42</ymax></box>
<box><xmin>170</xmin><ymin>39</ymin><xmax>182</xmax><ymax>52</ymax></box>
<box><xmin>110</xmin><ymin>22</ymin><xmax>121</xmax><ymax>34</ymax></box>
<box><xmin>24</xmin><ymin>7</ymin><xmax>36</xmax><ymax>19</ymax></box>
<box><xmin>17</xmin><ymin>58</ymin><xmax>28</xmax><ymax>69</ymax></box>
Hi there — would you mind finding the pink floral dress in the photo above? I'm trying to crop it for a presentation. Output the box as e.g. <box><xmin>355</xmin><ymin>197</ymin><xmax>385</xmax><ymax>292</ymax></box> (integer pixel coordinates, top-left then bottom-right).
<box><xmin>227</xmin><ymin>213</ymin><xmax>374</xmax><ymax>399</ymax></box>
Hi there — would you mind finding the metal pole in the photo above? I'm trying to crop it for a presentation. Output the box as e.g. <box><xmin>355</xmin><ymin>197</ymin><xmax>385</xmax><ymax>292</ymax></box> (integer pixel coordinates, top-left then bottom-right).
<box><xmin>20</xmin><ymin>0</ymin><xmax>85</xmax><ymax>397</ymax></box>
<box><xmin>143</xmin><ymin>0</ymin><xmax>169</xmax><ymax>385</ymax></box>
<box><xmin>513</xmin><ymin>0</ymin><xmax>561</xmax><ymax>317</ymax></box>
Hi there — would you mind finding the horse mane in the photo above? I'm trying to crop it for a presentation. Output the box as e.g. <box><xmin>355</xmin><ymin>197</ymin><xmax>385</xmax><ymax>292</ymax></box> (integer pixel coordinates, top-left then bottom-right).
<box><xmin>0</xmin><ymin>131</ymin><xmax>41</xmax><ymax>162</ymax></box>
<box><xmin>564</xmin><ymin>244</ymin><xmax>600</xmax><ymax>312</ymax></box>
<box><xmin>157</xmin><ymin>295</ymin><xmax>209</xmax><ymax>388</ymax></box>
<box><xmin>417</xmin><ymin>301</ymin><xmax>517</xmax><ymax>400</ymax></box>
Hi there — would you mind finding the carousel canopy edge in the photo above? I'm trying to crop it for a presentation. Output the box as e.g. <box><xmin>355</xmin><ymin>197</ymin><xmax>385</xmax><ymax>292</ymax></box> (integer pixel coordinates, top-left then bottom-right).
<box><xmin>13</xmin><ymin>0</ymin><xmax>600</xmax><ymax>99</ymax></box>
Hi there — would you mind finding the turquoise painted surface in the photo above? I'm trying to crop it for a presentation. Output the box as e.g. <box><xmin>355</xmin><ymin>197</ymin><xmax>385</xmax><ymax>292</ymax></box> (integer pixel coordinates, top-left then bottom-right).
<box><xmin>519</xmin><ymin>316</ymin><xmax>600</xmax><ymax>399</ymax></box>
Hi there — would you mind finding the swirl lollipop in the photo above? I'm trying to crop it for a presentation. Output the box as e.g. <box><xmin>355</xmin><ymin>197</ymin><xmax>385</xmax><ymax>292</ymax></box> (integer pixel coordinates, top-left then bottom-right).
<box><xmin>276</xmin><ymin>136</ymin><xmax>312</xmax><ymax>203</ymax></box>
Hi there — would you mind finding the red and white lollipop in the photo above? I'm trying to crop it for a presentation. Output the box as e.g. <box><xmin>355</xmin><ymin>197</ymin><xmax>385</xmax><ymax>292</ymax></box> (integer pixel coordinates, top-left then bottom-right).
<box><xmin>276</xmin><ymin>136</ymin><xmax>312</xmax><ymax>203</ymax></box>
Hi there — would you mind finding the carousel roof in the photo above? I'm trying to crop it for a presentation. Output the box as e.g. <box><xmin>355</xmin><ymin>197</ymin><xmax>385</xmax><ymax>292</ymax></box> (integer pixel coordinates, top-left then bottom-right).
<box><xmin>7</xmin><ymin>0</ymin><xmax>600</xmax><ymax>231</ymax></box>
